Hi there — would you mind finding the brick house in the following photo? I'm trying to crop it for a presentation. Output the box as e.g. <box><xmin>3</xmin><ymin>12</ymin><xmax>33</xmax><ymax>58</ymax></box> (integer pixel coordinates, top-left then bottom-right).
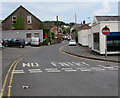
<box><xmin>2</xmin><ymin>5</ymin><xmax>43</xmax><ymax>30</ymax></box>
<box><xmin>2</xmin><ymin>5</ymin><xmax>43</xmax><ymax>43</ymax></box>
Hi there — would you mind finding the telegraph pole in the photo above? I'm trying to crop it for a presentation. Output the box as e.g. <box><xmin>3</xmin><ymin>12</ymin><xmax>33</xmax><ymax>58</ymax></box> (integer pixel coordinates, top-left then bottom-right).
<box><xmin>75</xmin><ymin>13</ymin><xmax>77</xmax><ymax>24</ymax></box>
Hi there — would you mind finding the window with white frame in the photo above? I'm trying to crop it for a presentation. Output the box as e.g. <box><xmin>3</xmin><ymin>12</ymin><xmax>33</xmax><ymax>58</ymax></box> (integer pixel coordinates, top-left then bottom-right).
<box><xmin>12</xmin><ymin>16</ymin><xmax>17</xmax><ymax>24</ymax></box>
<box><xmin>27</xmin><ymin>16</ymin><xmax>32</xmax><ymax>24</ymax></box>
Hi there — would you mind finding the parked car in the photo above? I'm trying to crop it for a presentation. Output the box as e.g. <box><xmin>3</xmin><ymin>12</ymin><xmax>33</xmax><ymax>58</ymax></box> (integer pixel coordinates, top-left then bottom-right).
<box><xmin>31</xmin><ymin>37</ymin><xmax>41</xmax><ymax>46</ymax></box>
<box><xmin>0</xmin><ymin>39</ymin><xmax>4</xmax><ymax>48</ymax></box>
<box><xmin>3</xmin><ymin>39</ymin><xmax>11</xmax><ymax>46</ymax></box>
<box><xmin>69</xmin><ymin>40</ymin><xmax>76</xmax><ymax>46</ymax></box>
<box><xmin>4</xmin><ymin>38</ymin><xmax>25</xmax><ymax>48</ymax></box>
<box><xmin>0</xmin><ymin>39</ymin><xmax>3</xmax><ymax>49</ymax></box>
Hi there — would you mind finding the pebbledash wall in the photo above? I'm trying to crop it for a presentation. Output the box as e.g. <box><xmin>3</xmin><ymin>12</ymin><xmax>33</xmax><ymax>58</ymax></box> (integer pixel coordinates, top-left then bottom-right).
<box><xmin>78</xmin><ymin>29</ymin><xmax>90</xmax><ymax>46</ymax></box>
<box><xmin>90</xmin><ymin>21</ymin><xmax>120</xmax><ymax>54</ymax></box>
<box><xmin>2</xmin><ymin>30</ymin><xmax>43</xmax><ymax>43</ymax></box>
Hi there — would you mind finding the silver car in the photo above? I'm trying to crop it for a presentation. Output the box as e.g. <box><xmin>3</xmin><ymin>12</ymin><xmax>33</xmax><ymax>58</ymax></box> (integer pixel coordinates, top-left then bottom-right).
<box><xmin>69</xmin><ymin>40</ymin><xmax>76</xmax><ymax>46</ymax></box>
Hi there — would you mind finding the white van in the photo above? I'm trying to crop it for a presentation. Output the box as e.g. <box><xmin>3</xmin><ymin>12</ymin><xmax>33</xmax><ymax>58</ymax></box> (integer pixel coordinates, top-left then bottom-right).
<box><xmin>31</xmin><ymin>37</ymin><xmax>41</xmax><ymax>46</ymax></box>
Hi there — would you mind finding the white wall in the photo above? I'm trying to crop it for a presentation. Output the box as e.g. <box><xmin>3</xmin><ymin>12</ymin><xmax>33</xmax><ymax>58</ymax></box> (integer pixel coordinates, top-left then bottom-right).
<box><xmin>2</xmin><ymin>30</ymin><xmax>43</xmax><ymax>43</ymax></box>
<box><xmin>91</xmin><ymin>21</ymin><xmax>120</xmax><ymax>54</ymax></box>
<box><xmin>88</xmin><ymin>29</ymin><xmax>92</xmax><ymax>48</ymax></box>
<box><xmin>78</xmin><ymin>29</ymin><xmax>89</xmax><ymax>46</ymax></box>
<box><xmin>99</xmin><ymin>21</ymin><xmax>119</xmax><ymax>54</ymax></box>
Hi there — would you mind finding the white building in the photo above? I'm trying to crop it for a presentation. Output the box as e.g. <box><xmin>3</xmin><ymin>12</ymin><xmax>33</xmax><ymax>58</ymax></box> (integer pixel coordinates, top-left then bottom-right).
<box><xmin>90</xmin><ymin>16</ymin><xmax>120</xmax><ymax>54</ymax></box>
<box><xmin>78</xmin><ymin>24</ymin><xmax>91</xmax><ymax>46</ymax></box>
<box><xmin>2</xmin><ymin>30</ymin><xmax>43</xmax><ymax>44</ymax></box>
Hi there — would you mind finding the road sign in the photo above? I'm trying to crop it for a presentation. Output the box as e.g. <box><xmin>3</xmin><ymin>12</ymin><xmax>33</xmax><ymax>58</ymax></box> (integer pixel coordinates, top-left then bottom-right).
<box><xmin>102</xmin><ymin>26</ymin><xmax>110</xmax><ymax>35</ymax></box>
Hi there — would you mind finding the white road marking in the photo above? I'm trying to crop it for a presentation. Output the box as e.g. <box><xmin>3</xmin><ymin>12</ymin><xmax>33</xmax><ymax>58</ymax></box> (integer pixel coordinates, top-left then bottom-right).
<box><xmin>66</xmin><ymin>62</ymin><xmax>75</xmax><ymax>66</ymax></box>
<box><xmin>31</xmin><ymin>63</ymin><xmax>39</xmax><ymax>67</ymax></box>
<box><xmin>12</xmin><ymin>70</ymin><xmax>25</xmax><ymax>74</ymax></box>
<box><xmin>29</xmin><ymin>71</ymin><xmax>42</xmax><ymax>73</ymax></box>
<box><xmin>77</xmin><ymin>68</ymin><xmax>91</xmax><ymax>71</ymax></box>
<box><xmin>23</xmin><ymin>63</ymin><xmax>39</xmax><ymax>67</ymax></box>
<box><xmin>29</xmin><ymin>69</ymin><xmax>42</xmax><ymax>73</ymax></box>
<box><xmin>28</xmin><ymin>69</ymin><xmax>41</xmax><ymax>71</ymax></box>
<box><xmin>80</xmin><ymin>69</ymin><xmax>91</xmax><ymax>71</ymax></box>
<box><xmin>23</xmin><ymin>63</ymin><xmax>31</xmax><ymax>67</ymax></box>
<box><xmin>72</xmin><ymin>62</ymin><xmax>82</xmax><ymax>66</ymax></box>
<box><xmin>47</xmin><ymin>70</ymin><xmax>61</xmax><ymax>72</ymax></box>
<box><xmin>82</xmin><ymin>62</ymin><xmax>89</xmax><ymax>66</ymax></box>
<box><xmin>62</xmin><ymin>68</ymin><xmax>73</xmax><ymax>70</ymax></box>
<box><xmin>8</xmin><ymin>86</ymin><xmax>12</xmax><ymax>88</ymax></box>
<box><xmin>65</xmin><ymin>70</ymin><xmax>76</xmax><ymax>72</ymax></box>
<box><xmin>45</xmin><ymin>68</ymin><xmax>58</xmax><ymax>70</ymax></box>
<box><xmin>58</xmin><ymin>62</ymin><xmax>70</xmax><ymax>66</ymax></box>
<box><xmin>91</xmin><ymin>67</ymin><xmax>105</xmax><ymax>71</ymax></box>
<box><xmin>51</xmin><ymin>62</ymin><xmax>57</xmax><ymax>66</ymax></box>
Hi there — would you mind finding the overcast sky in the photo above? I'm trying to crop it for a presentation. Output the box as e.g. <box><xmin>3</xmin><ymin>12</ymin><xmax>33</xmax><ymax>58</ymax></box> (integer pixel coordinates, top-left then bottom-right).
<box><xmin>1</xmin><ymin>1</ymin><xmax>119</xmax><ymax>23</ymax></box>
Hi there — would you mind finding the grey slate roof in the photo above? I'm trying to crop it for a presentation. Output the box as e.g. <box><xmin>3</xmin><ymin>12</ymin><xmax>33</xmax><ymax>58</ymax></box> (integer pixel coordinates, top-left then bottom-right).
<box><xmin>95</xmin><ymin>16</ymin><xmax>119</xmax><ymax>22</ymax></box>
<box><xmin>71</xmin><ymin>24</ymin><xmax>82</xmax><ymax>29</ymax></box>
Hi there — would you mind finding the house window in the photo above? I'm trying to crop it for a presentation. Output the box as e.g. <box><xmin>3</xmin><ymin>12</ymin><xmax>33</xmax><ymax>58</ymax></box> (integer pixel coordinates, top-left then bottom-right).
<box><xmin>93</xmin><ymin>33</ymin><xmax>99</xmax><ymax>51</ymax></box>
<box><xmin>107</xmin><ymin>32</ymin><xmax>120</xmax><ymax>52</ymax></box>
<box><xmin>34</xmin><ymin>33</ymin><xmax>39</xmax><ymax>37</ymax></box>
<box><xmin>26</xmin><ymin>33</ymin><xmax>31</xmax><ymax>38</ymax></box>
<box><xmin>12</xmin><ymin>16</ymin><xmax>17</xmax><ymax>24</ymax></box>
<box><xmin>27</xmin><ymin>16</ymin><xmax>32</xmax><ymax>24</ymax></box>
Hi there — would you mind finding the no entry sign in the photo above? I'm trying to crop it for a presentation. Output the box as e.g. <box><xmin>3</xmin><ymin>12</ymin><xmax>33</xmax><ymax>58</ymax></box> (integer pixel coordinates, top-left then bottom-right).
<box><xmin>102</xmin><ymin>26</ymin><xmax>110</xmax><ymax>35</ymax></box>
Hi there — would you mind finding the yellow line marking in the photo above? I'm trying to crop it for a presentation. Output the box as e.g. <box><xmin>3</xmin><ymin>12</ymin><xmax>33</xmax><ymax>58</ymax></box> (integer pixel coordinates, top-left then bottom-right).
<box><xmin>7</xmin><ymin>58</ymin><xmax>23</xmax><ymax>97</ymax></box>
<box><xmin>0</xmin><ymin>57</ymin><xmax>23</xmax><ymax>98</ymax></box>
<box><xmin>0</xmin><ymin>60</ymin><xmax>17</xmax><ymax>98</ymax></box>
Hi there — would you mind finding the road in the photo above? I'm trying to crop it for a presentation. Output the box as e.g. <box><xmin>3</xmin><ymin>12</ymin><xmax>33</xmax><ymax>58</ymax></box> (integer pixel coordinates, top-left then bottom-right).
<box><xmin>2</xmin><ymin>41</ymin><xmax>119</xmax><ymax>97</ymax></box>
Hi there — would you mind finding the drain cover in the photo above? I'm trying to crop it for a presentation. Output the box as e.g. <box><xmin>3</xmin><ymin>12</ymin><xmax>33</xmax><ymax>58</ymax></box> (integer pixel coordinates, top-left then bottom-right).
<box><xmin>22</xmin><ymin>86</ymin><xmax>30</xmax><ymax>89</ymax></box>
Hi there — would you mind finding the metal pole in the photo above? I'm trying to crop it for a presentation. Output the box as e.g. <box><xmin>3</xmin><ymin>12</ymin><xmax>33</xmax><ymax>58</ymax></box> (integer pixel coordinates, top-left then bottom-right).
<box><xmin>105</xmin><ymin>35</ymin><xmax>107</xmax><ymax>58</ymax></box>
<box><xmin>75</xmin><ymin>14</ymin><xmax>77</xmax><ymax>24</ymax></box>
<box><xmin>56</xmin><ymin>16</ymin><xmax>59</xmax><ymax>43</ymax></box>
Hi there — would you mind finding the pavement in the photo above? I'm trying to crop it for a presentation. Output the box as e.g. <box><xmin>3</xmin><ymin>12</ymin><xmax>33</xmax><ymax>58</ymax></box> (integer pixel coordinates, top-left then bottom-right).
<box><xmin>62</xmin><ymin>42</ymin><xmax>120</xmax><ymax>63</ymax></box>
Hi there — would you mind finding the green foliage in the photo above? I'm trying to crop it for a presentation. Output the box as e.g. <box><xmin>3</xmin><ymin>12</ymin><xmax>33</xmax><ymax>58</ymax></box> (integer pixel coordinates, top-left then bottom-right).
<box><xmin>51</xmin><ymin>32</ymin><xmax>55</xmax><ymax>39</ymax></box>
<box><xmin>12</xmin><ymin>17</ymin><xmax>24</xmax><ymax>29</ymax></box>
<box><xmin>43</xmin><ymin>21</ymin><xmax>75</xmax><ymax>27</ymax></box>
<box><xmin>61</xmin><ymin>25</ymin><xmax>70</xmax><ymax>34</ymax></box>
<box><xmin>75</xmin><ymin>28</ymin><xmax>80</xmax><ymax>43</ymax></box>
<box><xmin>43</xmin><ymin>38</ymin><xmax>50</xmax><ymax>45</ymax></box>
<box><xmin>43</xmin><ymin>28</ymin><xmax>50</xmax><ymax>33</ymax></box>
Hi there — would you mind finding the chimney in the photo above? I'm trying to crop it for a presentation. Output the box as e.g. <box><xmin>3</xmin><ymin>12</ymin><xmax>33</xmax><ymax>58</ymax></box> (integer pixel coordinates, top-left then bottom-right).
<box><xmin>83</xmin><ymin>20</ymin><xmax>85</xmax><ymax>24</ymax></box>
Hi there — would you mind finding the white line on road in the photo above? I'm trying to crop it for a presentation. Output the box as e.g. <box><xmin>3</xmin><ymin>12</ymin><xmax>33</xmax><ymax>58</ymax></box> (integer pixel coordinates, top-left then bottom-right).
<box><xmin>29</xmin><ymin>69</ymin><xmax>42</xmax><ymax>73</ymax></box>
<box><xmin>29</xmin><ymin>71</ymin><xmax>43</xmax><ymax>73</ymax></box>
<box><xmin>28</xmin><ymin>69</ymin><xmax>41</xmax><ymax>71</ymax></box>
<box><xmin>91</xmin><ymin>67</ymin><xmax>105</xmax><ymax>71</ymax></box>
<box><xmin>47</xmin><ymin>70</ymin><xmax>61</xmax><ymax>72</ymax></box>
<box><xmin>76</xmin><ymin>68</ymin><xmax>91</xmax><ymax>71</ymax></box>
<box><xmin>64</xmin><ymin>70</ymin><xmax>76</xmax><ymax>72</ymax></box>
<box><xmin>61</xmin><ymin>68</ymin><xmax>73</xmax><ymax>70</ymax></box>
<box><xmin>12</xmin><ymin>70</ymin><xmax>25</xmax><ymax>74</ymax></box>
<box><xmin>45</xmin><ymin>68</ymin><xmax>58</xmax><ymax>70</ymax></box>
<box><xmin>82</xmin><ymin>62</ymin><xmax>89</xmax><ymax>66</ymax></box>
<box><xmin>51</xmin><ymin>62</ymin><xmax>57</xmax><ymax>66</ymax></box>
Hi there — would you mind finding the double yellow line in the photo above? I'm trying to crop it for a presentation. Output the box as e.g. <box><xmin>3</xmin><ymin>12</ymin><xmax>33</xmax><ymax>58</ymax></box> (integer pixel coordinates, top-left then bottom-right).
<box><xmin>0</xmin><ymin>57</ymin><xmax>23</xmax><ymax>97</ymax></box>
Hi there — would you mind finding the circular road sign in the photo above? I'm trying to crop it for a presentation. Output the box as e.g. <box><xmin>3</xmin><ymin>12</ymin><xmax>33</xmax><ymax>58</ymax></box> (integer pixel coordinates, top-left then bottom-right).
<box><xmin>102</xmin><ymin>26</ymin><xmax>110</xmax><ymax>35</ymax></box>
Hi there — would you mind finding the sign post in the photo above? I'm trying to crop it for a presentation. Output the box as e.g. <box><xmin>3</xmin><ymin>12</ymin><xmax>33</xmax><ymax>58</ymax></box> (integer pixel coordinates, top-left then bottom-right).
<box><xmin>102</xmin><ymin>26</ymin><xmax>110</xmax><ymax>58</ymax></box>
